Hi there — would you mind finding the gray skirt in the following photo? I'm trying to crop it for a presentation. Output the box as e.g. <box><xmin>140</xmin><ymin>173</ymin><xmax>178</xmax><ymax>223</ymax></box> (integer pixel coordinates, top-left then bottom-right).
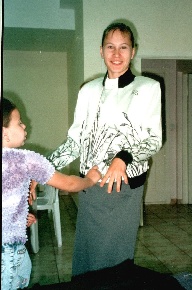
<box><xmin>72</xmin><ymin>182</ymin><xmax>144</xmax><ymax>276</ymax></box>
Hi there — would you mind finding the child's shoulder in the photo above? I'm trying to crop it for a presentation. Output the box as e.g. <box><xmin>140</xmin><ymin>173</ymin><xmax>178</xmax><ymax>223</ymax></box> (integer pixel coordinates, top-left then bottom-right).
<box><xmin>3</xmin><ymin>147</ymin><xmax>23</xmax><ymax>157</ymax></box>
<box><xmin>2</xmin><ymin>148</ymin><xmax>43</xmax><ymax>161</ymax></box>
<box><xmin>3</xmin><ymin>147</ymin><xmax>28</xmax><ymax>156</ymax></box>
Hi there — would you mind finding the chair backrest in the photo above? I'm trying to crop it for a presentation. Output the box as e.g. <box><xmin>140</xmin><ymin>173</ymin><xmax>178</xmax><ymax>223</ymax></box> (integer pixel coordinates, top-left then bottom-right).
<box><xmin>37</xmin><ymin>185</ymin><xmax>59</xmax><ymax>208</ymax></box>
<box><xmin>33</xmin><ymin>185</ymin><xmax>62</xmax><ymax>249</ymax></box>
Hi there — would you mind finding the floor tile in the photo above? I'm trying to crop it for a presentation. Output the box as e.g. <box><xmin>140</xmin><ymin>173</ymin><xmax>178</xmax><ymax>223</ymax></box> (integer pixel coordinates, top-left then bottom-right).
<box><xmin>27</xmin><ymin>196</ymin><xmax>192</xmax><ymax>288</ymax></box>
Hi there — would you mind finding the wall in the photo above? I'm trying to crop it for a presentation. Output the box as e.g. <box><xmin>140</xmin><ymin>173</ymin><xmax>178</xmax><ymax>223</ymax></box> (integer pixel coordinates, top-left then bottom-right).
<box><xmin>83</xmin><ymin>0</ymin><xmax>192</xmax><ymax>79</ymax></box>
<box><xmin>4</xmin><ymin>0</ymin><xmax>75</xmax><ymax>30</ymax></box>
<box><xmin>3</xmin><ymin>0</ymin><xmax>192</xmax><ymax>202</ymax></box>
<box><xmin>67</xmin><ymin>0</ymin><xmax>84</xmax><ymax>175</ymax></box>
<box><xmin>3</xmin><ymin>50</ymin><xmax>69</xmax><ymax>156</ymax></box>
<box><xmin>3</xmin><ymin>1</ymin><xmax>83</xmax><ymax>176</ymax></box>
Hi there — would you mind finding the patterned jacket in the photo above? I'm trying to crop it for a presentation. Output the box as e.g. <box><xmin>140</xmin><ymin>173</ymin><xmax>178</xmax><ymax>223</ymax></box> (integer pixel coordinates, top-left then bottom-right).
<box><xmin>49</xmin><ymin>69</ymin><xmax>162</xmax><ymax>189</ymax></box>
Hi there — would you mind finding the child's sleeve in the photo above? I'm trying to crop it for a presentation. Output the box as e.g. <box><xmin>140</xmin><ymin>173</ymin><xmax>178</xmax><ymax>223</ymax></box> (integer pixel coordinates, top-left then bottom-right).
<box><xmin>26</xmin><ymin>150</ymin><xmax>55</xmax><ymax>184</ymax></box>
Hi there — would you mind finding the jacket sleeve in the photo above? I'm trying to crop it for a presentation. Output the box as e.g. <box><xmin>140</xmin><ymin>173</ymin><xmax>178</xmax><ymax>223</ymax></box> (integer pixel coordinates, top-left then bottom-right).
<box><xmin>116</xmin><ymin>80</ymin><xmax>162</xmax><ymax>165</ymax></box>
<box><xmin>131</xmin><ymin>80</ymin><xmax>162</xmax><ymax>163</ymax></box>
<box><xmin>47</xmin><ymin>136</ymin><xmax>80</xmax><ymax>170</ymax></box>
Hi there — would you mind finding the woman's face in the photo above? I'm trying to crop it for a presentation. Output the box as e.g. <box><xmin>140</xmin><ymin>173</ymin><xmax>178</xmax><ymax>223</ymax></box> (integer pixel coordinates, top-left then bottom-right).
<box><xmin>100</xmin><ymin>29</ymin><xmax>135</xmax><ymax>79</ymax></box>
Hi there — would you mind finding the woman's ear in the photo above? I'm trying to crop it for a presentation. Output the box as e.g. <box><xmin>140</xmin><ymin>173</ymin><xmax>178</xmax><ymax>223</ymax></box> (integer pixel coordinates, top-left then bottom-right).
<box><xmin>100</xmin><ymin>46</ymin><xmax>104</xmax><ymax>59</ymax></box>
<box><xmin>131</xmin><ymin>47</ymin><xmax>136</xmax><ymax>60</ymax></box>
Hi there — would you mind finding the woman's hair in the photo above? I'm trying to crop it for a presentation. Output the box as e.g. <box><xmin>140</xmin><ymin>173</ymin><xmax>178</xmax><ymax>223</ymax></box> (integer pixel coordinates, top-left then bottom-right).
<box><xmin>2</xmin><ymin>98</ymin><xmax>16</xmax><ymax>127</ymax></box>
<box><xmin>101</xmin><ymin>22</ymin><xmax>135</xmax><ymax>48</ymax></box>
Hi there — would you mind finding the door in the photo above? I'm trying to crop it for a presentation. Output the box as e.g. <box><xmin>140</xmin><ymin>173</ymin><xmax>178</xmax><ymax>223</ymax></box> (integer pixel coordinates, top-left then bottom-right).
<box><xmin>141</xmin><ymin>59</ymin><xmax>192</xmax><ymax>204</ymax></box>
<box><xmin>188</xmin><ymin>74</ymin><xmax>192</xmax><ymax>204</ymax></box>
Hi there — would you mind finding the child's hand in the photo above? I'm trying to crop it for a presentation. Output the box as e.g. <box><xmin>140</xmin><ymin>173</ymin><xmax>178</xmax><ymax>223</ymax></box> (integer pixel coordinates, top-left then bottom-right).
<box><xmin>85</xmin><ymin>166</ymin><xmax>102</xmax><ymax>185</ymax></box>
<box><xmin>28</xmin><ymin>180</ymin><xmax>38</xmax><ymax>205</ymax></box>
<box><xmin>27</xmin><ymin>213</ymin><xmax>37</xmax><ymax>227</ymax></box>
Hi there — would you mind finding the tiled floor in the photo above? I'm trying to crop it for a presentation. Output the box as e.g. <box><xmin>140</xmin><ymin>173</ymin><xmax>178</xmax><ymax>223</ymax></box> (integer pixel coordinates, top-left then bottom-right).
<box><xmin>27</xmin><ymin>194</ymin><xmax>192</xmax><ymax>288</ymax></box>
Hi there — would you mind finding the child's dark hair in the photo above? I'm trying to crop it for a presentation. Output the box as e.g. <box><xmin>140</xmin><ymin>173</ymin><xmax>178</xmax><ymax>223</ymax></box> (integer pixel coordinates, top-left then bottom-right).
<box><xmin>2</xmin><ymin>98</ymin><xmax>16</xmax><ymax>127</ymax></box>
<box><xmin>101</xmin><ymin>22</ymin><xmax>135</xmax><ymax>48</ymax></box>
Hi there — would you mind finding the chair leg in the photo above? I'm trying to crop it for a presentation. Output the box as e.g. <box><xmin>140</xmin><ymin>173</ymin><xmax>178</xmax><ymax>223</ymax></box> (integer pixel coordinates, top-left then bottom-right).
<box><xmin>30</xmin><ymin>220</ymin><xmax>39</xmax><ymax>253</ymax></box>
<box><xmin>140</xmin><ymin>201</ymin><xmax>144</xmax><ymax>227</ymax></box>
<box><xmin>53</xmin><ymin>201</ymin><xmax>62</xmax><ymax>247</ymax></box>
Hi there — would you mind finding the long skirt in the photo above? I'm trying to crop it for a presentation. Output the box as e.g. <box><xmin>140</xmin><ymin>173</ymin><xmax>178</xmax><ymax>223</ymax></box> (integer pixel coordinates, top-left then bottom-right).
<box><xmin>72</xmin><ymin>182</ymin><xmax>144</xmax><ymax>276</ymax></box>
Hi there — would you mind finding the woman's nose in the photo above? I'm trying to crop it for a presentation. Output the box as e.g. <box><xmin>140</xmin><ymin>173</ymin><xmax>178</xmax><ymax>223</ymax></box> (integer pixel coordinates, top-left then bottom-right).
<box><xmin>113</xmin><ymin>48</ymin><xmax>120</xmax><ymax>56</ymax></box>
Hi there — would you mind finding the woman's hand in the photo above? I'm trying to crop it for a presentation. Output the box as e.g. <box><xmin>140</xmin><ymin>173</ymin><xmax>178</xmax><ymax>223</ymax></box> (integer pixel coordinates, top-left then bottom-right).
<box><xmin>100</xmin><ymin>158</ymin><xmax>128</xmax><ymax>193</ymax></box>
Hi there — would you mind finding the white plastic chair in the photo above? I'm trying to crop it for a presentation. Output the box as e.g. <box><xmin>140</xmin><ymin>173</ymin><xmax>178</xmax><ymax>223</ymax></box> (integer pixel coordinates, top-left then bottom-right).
<box><xmin>30</xmin><ymin>185</ymin><xmax>62</xmax><ymax>251</ymax></box>
<box><xmin>38</xmin><ymin>185</ymin><xmax>62</xmax><ymax>247</ymax></box>
<box><xmin>30</xmin><ymin>221</ymin><xmax>39</xmax><ymax>253</ymax></box>
<box><xmin>140</xmin><ymin>201</ymin><xmax>144</xmax><ymax>227</ymax></box>
<box><xmin>30</xmin><ymin>198</ymin><xmax>39</xmax><ymax>253</ymax></box>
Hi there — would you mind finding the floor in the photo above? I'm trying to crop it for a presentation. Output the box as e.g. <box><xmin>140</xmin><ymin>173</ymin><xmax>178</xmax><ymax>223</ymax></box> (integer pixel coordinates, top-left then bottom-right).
<box><xmin>26</xmin><ymin>194</ymin><xmax>192</xmax><ymax>288</ymax></box>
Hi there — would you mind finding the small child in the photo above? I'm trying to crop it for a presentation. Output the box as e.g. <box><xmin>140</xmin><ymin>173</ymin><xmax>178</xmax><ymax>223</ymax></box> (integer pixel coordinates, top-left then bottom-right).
<box><xmin>2</xmin><ymin>98</ymin><xmax>101</xmax><ymax>290</ymax></box>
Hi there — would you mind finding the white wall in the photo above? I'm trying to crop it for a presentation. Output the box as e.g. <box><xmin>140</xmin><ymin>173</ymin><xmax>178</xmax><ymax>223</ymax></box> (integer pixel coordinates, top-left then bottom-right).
<box><xmin>67</xmin><ymin>0</ymin><xmax>84</xmax><ymax>175</ymax></box>
<box><xmin>83</xmin><ymin>0</ymin><xmax>192</xmax><ymax>79</ymax></box>
<box><xmin>3</xmin><ymin>51</ymin><xmax>68</xmax><ymax>155</ymax></box>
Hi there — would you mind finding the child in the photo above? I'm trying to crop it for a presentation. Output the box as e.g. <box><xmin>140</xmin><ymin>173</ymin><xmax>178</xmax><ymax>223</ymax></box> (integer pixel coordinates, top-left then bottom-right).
<box><xmin>2</xmin><ymin>98</ymin><xmax>101</xmax><ymax>290</ymax></box>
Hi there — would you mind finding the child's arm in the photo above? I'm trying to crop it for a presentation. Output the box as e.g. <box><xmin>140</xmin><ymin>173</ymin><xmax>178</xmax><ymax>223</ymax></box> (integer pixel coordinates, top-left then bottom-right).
<box><xmin>28</xmin><ymin>180</ymin><xmax>38</xmax><ymax>205</ymax></box>
<box><xmin>47</xmin><ymin>165</ymin><xmax>101</xmax><ymax>192</ymax></box>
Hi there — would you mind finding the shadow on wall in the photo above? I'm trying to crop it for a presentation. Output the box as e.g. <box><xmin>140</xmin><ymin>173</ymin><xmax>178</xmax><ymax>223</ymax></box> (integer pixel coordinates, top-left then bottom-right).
<box><xmin>3</xmin><ymin>90</ymin><xmax>32</xmax><ymax>138</ymax></box>
<box><xmin>141</xmin><ymin>72</ymin><xmax>166</xmax><ymax>145</ymax></box>
<box><xmin>3</xmin><ymin>90</ymin><xmax>58</xmax><ymax>156</ymax></box>
<box><xmin>81</xmin><ymin>73</ymin><xmax>105</xmax><ymax>88</ymax></box>
<box><xmin>139</xmin><ymin>72</ymin><xmax>166</xmax><ymax>203</ymax></box>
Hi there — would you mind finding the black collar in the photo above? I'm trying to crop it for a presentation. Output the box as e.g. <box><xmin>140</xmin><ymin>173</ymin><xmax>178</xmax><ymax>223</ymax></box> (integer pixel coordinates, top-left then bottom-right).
<box><xmin>102</xmin><ymin>68</ymin><xmax>135</xmax><ymax>88</ymax></box>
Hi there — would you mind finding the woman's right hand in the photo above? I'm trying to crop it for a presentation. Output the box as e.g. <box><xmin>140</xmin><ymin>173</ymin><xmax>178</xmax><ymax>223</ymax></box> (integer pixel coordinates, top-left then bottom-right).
<box><xmin>85</xmin><ymin>166</ymin><xmax>102</xmax><ymax>185</ymax></box>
